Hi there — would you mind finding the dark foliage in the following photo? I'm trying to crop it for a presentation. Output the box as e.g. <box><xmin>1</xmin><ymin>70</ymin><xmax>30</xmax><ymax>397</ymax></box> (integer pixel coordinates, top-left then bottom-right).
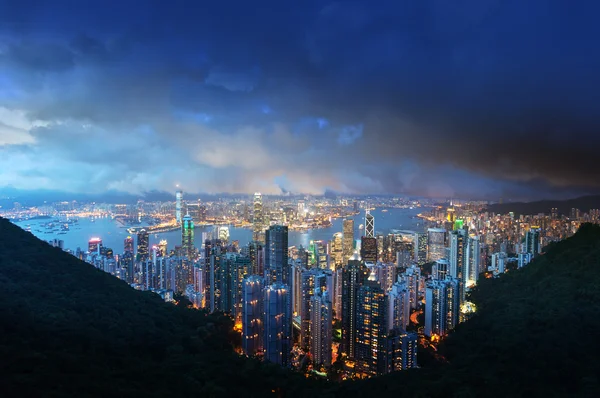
<box><xmin>1</xmin><ymin>217</ymin><xmax>599</xmax><ymax>397</ymax></box>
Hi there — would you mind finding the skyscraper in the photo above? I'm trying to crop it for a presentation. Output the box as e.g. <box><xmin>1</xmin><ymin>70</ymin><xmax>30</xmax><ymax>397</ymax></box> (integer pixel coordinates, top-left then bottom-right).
<box><xmin>265</xmin><ymin>225</ymin><xmax>289</xmax><ymax>285</ymax></box>
<box><xmin>181</xmin><ymin>214</ymin><xmax>194</xmax><ymax>259</ymax></box>
<box><xmin>88</xmin><ymin>237</ymin><xmax>102</xmax><ymax>254</ymax></box>
<box><xmin>465</xmin><ymin>235</ymin><xmax>481</xmax><ymax>285</ymax></box>
<box><xmin>383</xmin><ymin>329</ymin><xmax>418</xmax><ymax>373</ymax></box>
<box><xmin>310</xmin><ymin>290</ymin><xmax>333</xmax><ymax>367</ymax></box>
<box><xmin>342</xmin><ymin>217</ymin><xmax>355</xmax><ymax>265</ymax></box>
<box><xmin>449</xmin><ymin>229</ymin><xmax>467</xmax><ymax>297</ymax></box>
<box><xmin>124</xmin><ymin>236</ymin><xmax>134</xmax><ymax>255</ymax></box>
<box><xmin>360</xmin><ymin>236</ymin><xmax>378</xmax><ymax>264</ymax></box>
<box><xmin>414</xmin><ymin>232</ymin><xmax>427</xmax><ymax>266</ymax></box>
<box><xmin>331</xmin><ymin>232</ymin><xmax>343</xmax><ymax>269</ymax></box>
<box><xmin>253</xmin><ymin>193</ymin><xmax>264</xmax><ymax>243</ymax></box>
<box><xmin>427</xmin><ymin>228</ymin><xmax>447</xmax><ymax>262</ymax></box>
<box><xmin>136</xmin><ymin>229</ymin><xmax>149</xmax><ymax>262</ymax></box>
<box><xmin>388</xmin><ymin>281</ymin><xmax>410</xmax><ymax>331</ymax></box>
<box><xmin>263</xmin><ymin>283</ymin><xmax>292</xmax><ymax>367</ymax></box>
<box><xmin>365</xmin><ymin>210</ymin><xmax>375</xmax><ymax>238</ymax></box>
<box><xmin>526</xmin><ymin>227</ymin><xmax>541</xmax><ymax>258</ymax></box>
<box><xmin>424</xmin><ymin>277</ymin><xmax>461</xmax><ymax>338</ymax></box>
<box><xmin>299</xmin><ymin>268</ymin><xmax>328</xmax><ymax>349</ymax></box>
<box><xmin>175</xmin><ymin>190</ymin><xmax>183</xmax><ymax>223</ymax></box>
<box><xmin>398</xmin><ymin>264</ymin><xmax>421</xmax><ymax>310</ymax></box>
<box><xmin>242</xmin><ymin>275</ymin><xmax>264</xmax><ymax>357</ymax></box>
<box><xmin>355</xmin><ymin>281</ymin><xmax>388</xmax><ymax>375</ymax></box>
<box><xmin>341</xmin><ymin>252</ymin><xmax>369</xmax><ymax>358</ymax></box>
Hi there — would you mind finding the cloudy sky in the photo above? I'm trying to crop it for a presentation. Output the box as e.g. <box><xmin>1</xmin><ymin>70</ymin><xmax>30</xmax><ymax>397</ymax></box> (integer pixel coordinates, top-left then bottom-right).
<box><xmin>0</xmin><ymin>0</ymin><xmax>599</xmax><ymax>200</ymax></box>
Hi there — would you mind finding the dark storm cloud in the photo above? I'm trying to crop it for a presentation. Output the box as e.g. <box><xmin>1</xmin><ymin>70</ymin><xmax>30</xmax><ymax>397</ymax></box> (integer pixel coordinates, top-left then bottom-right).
<box><xmin>0</xmin><ymin>0</ymin><xmax>599</xmax><ymax>199</ymax></box>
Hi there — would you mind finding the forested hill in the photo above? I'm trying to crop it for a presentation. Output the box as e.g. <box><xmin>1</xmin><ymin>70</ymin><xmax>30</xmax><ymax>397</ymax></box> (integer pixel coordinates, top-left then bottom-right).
<box><xmin>486</xmin><ymin>195</ymin><xmax>600</xmax><ymax>216</ymax></box>
<box><xmin>0</xmin><ymin>217</ymin><xmax>323</xmax><ymax>397</ymax></box>
<box><xmin>1</xmin><ymin>216</ymin><xmax>600</xmax><ymax>397</ymax></box>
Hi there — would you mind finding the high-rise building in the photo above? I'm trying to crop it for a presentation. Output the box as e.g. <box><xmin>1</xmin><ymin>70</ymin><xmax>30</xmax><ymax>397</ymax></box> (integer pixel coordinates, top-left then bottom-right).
<box><xmin>299</xmin><ymin>268</ymin><xmax>328</xmax><ymax>349</ymax></box>
<box><xmin>181</xmin><ymin>214</ymin><xmax>195</xmax><ymax>259</ymax></box>
<box><xmin>331</xmin><ymin>232</ymin><xmax>343</xmax><ymax>269</ymax></box>
<box><xmin>383</xmin><ymin>329</ymin><xmax>418</xmax><ymax>373</ymax></box>
<box><xmin>124</xmin><ymin>236</ymin><xmax>134</xmax><ymax>255</ymax></box>
<box><xmin>465</xmin><ymin>235</ymin><xmax>481</xmax><ymax>285</ymax></box>
<box><xmin>263</xmin><ymin>283</ymin><xmax>292</xmax><ymax>367</ymax></box>
<box><xmin>360</xmin><ymin>236</ymin><xmax>378</xmax><ymax>264</ymax></box>
<box><xmin>414</xmin><ymin>232</ymin><xmax>427</xmax><ymax>266</ymax></box>
<box><xmin>158</xmin><ymin>239</ymin><xmax>168</xmax><ymax>257</ymax></box>
<box><xmin>449</xmin><ymin>229</ymin><xmax>467</xmax><ymax>299</ymax></box>
<box><xmin>342</xmin><ymin>218</ymin><xmax>355</xmax><ymax>265</ymax></box>
<box><xmin>341</xmin><ymin>252</ymin><xmax>369</xmax><ymax>358</ymax></box>
<box><xmin>398</xmin><ymin>264</ymin><xmax>421</xmax><ymax>310</ymax></box>
<box><xmin>365</xmin><ymin>210</ymin><xmax>375</xmax><ymax>238</ymax></box>
<box><xmin>136</xmin><ymin>229</ymin><xmax>149</xmax><ymax>262</ymax></box>
<box><xmin>388</xmin><ymin>281</ymin><xmax>410</xmax><ymax>331</ymax></box>
<box><xmin>242</xmin><ymin>276</ymin><xmax>264</xmax><ymax>357</ymax></box>
<box><xmin>525</xmin><ymin>227</ymin><xmax>541</xmax><ymax>258</ymax></box>
<box><xmin>265</xmin><ymin>225</ymin><xmax>289</xmax><ymax>285</ymax></box>
<box><xmin>432</xmin><ymin>258</ymin><xmax>449</xmax><ymax>280</ymax></box>
<box><xmin>355</xmin><ymin>281</ymin><xmax>388</xmax><ymax>375</ymax></box>
<box><xmin>88</xmin><ymin>237</ymin><xmax>102</xmax><ymax>254</ymax></box>
<box><xmin>310</xmin><ymin>290</ymin><xmax>333</xmax><ymax>367</ymax></box>
<box><xmin>175</xmin><ymin>190</ymin><xmax>183</xmax><ymax>223</ymax></box>
<box><xmin>253</xmin><ymin>193</ymin><xmax>264</xmax><ymax>243</ymax></box>
<box><xmin>424</xmin><ymin>277</ymin><xmax>461</xmax><ymax>338</ymax></box>
<box><xmin>427</xmin><ymin>228</ymin><xmax>447</xmax><ymax>262</ymax></box>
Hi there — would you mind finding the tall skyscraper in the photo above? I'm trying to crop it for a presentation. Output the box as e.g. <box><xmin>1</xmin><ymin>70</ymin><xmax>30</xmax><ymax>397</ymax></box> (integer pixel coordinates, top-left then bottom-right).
<box><xmin>310</xmin><ymin>290</ymin><xmax>333</xmax><ymax>367</ymax></box>
<box><xmin>424</xmin><ymin>277</ymin><xmax>461</xmax><ymax>338</ymax></box>
<box><xmin>175</xmin><ymin>190</ymin><xmax>183</xmax><ymax>223</ymax></box>
<box><xmin>181</xmin><ymin>214</ymin><xmax>195</xmax><ymax>259</ymax></box>
<box><xmin>388</xmin><ymin>281</ymin><xmax>410</xmax><ymax>331</ymax></box>
<box><xmin>242</xmin><ymin>276</ymin><xmax>264</xmax><ymax>357</ymax></box>
<box><xmin>365</xmin><ymin>210</ymin><xmax>375</xmax><ymax>238</ymax></box>
<box><xmin>299</xmin><ymin>269</ymin><xmax>328</xmax><ymax>349</ymax></box>
<box><xmin>263</xmin><ymin>283</ymin><xmax>292</xmax><ymax>367</ymax></box>
<box><xmin>342</xmin><ymin>217</ymin><xmax>355</xmax><ymax>265</ymax></box>
<box><xmin>136</xmin><ymin>229</ymin><xmax>149</xmax><ymax>262</ymax></box>
<box><xmin>465</xmin><ymin>235</ymin><xmax>481</xmax><ymax>285</ymax></box>
<box><xmin>427</xmin><ymin>228</ymin><xmax>447</xmax><ymax>262</ymax></box>
<box><xmin>360</xmin><ymin>236</ymin><xmax>378</xmax><ymax>264</ymax></box>
<box><xmin>265</xmin><ymin>225</ymin><xmax>289</xmax><ymax>285</ymax></box>
<box><xmin>341</xmin><ymin>252</ymin><xmax>368</xmax><ymax>358</ymax></box>
<box><xmin>124</xmin><ymin>236</ymin><xmax>134</xmax><ymax>255</ymax></box>
<box><xmin>383</xmin><ymin>329</ymin><xmax>418</xmax><ymax>373</ymax></box>
<box><xmin>414</xmin><ymin>232</ymin><xmax>427</xmax><ymax>266</ymax></box>
<box><xmin>525</xmin><ymin>227</ymin><xmax>541</xmax><ymax>258</ymax></box>
<box><xmin>355</xmin><ymin>281</ymin><xmax>388</xmax><ymax>375</ymax></box>
<box><xmin>88</xmin><ymin>237</ymin><xmax>102</xmax><ymax>254</ymax></box>
<box><xmin>398</xmin><ymin>264</ymin><xmax>421</xmax><ymax>310</ymax></box>
<box><xmin>253</xmin><ymin>193</ymin><xmax>264</xmax><ymax>243</ymax></box>
<box><xmin>331</xmin><ymin>232</ymin><xmax>343</xmax><ymax>269</ymax></box>
<box><xmin>449</xmin><ymin>229</ymin><xmax>468</xmax><ymax>296</ymax></box>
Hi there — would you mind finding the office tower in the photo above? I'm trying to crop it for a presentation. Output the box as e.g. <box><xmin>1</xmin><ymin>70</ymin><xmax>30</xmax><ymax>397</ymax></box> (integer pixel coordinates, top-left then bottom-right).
<box><xmin>525</xmin><ymin>227</ymin><xmax>541</xmax><ymax>258</ymax></box>
<box><xmin>232</xmin><ymin>254</ymin><xmax>251</xmax><ymax>322</ymax></box>
<box><xmin>465</xmin><ymin>235</ymin><xmax>481</xmax><ymax>285</ymax></box>
<box><xmin>299</xmin><ymin>269</ymin><xmax>328</xmax><ymax>349</ymax></box>
<box><xmin>341</xmin><ymin>253</ymin><xmax>369</xmax><ymax>358</ymax></box>
<box><xmin>247</xmin><ymin>241</ymin><xmax>264</xmax><ymax>276</ymax></box>
<box><xmin>218</xmin><ymin>226</ymin><xmax>230</xmax><ymax>243</ymax></box>
<box><xmin>310</xmin><ymin>290</ymin><xmax>333</xmax><ymax>367</ymax></box>
<box><xmin>432</xmin><ymin>258</ymin><xmax>449</xmax><ymax>280</ymax></box>
<box><xmin>449</xmin><ymin>229</ymin><xmax>468</xmax><ymax>295</ymax></box>
<box><xmin>414</xmin><ymin>232</ymin><xmax>427</xmax><ymax>266</ymax></box>
<box><xmin>342</xmin><ymin>217</ymin><xmax>355</xmax><ymax>265</ymax></box>
<box><xmin>158</xmin><ymin>239</ymin><xmax>168</xmax><ymax>257</ymax></box>
<box><xmin>383</xmin><ymin>329</ymin><xmax>418</xmax><ymax>373</ymax></box>
<box><xmin>181</xmin><ymin>214</ymin><xmax>195</xmax><ymax>259</ymax></box>
<box><xmin>355</xmin><ymin>281</ymin><xmax>388</xmax><ymax>375</ymax></box>
<box><xmin>124</xmin><ymin>236</ymin><xmax>134</xmax><ymax>255</ymax></box>
<box><xmin>175</xmin><ymin>190</ymin><xmax>183</xmax><ymax>223</ymax></box>
<box><xmin>427</xmin><ymin>228</ymin><xmax>447</xmax><ymax>262</ymax></box>
<box><xmin>263</xmin><ymin>283</ymin><xmax>292</xmax><ymax>367</ymax></box>
<box><xmin>242</xmin><ymin>276</ymin><xmax>264</xmax><ymax>357</ymax></box>
<box><xmin>331</xmin><ymin>232</ymin><xmax>343</xmax><ymax>269</ymax></box>
<box><xmin>388</xmin><ymin>281</ymin><xmax>410</xmax><ymax>331</ymax></box>
<box><xmin>265</xmin><ymin>225</ymin><xmax>289</xmax><ymax>285</ymax></box>
<box><xmin>360</xmin><ymin>236</ymin><xmax>378</xmax><ymax>264</ymax></box>
<box><xmin>365</xmin><ymin>210</ymin><xmax>375</xmax><ymax>238</ymax></box>
<box><xmin>136</xmin><ymin>229</ymin><xmax>149</xmax><ymax>262</ymax></box>
<box><xmin>424</xmin><ymin>277</ymin><xmax>461</xmax><ymax>338</ymax></box>
<box><xmin>253</xmin><ymin>192</ymin><xmax>264</xmax><ymax>243</ymax></box>
<box><xmin>398</xmin><ymin>264</ymin><xmax>421</xmax><ymax>310</ymax></box>
<box><xmin>447</xmin><ymin>205</ymin><xmax>456</xmax><ymax>223</ymax></box>
<box><xmin>121</xmin><ymin>251</ymin><xmax>134</xmax><ymax>284</ymax></box>
<box><xmin>88</xmin><ymin>237</ymin><xmax>102</xmax><ymax>254</ymax></box>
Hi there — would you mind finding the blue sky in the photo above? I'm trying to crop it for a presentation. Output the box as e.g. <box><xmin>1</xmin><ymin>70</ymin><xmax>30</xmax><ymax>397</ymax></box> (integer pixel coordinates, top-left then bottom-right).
<box><xmin>0</xmin><ymin>0</ymin><xmax>599</xmax><ymax>200</ymax></box>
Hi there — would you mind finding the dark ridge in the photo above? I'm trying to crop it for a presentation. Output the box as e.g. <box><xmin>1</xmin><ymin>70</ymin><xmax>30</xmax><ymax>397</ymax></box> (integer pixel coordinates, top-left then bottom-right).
<box><xmin>486</xmin><ymin>195</ymin><xmax>600</xmax><ymax>216</ymax></box>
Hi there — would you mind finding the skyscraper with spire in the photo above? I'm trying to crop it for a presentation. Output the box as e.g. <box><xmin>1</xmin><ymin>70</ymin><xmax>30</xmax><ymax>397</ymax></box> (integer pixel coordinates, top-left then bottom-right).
<box><xmin>175</xmin><ymin>190</ymin><xmax>183</xmax><ymax>224</ymax></box>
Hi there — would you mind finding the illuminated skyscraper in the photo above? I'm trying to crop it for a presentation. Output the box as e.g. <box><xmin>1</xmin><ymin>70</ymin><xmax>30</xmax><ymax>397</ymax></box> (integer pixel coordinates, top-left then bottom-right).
<box><xmin>465</xmin><ymin>235</ymin><xmax>481</xmax><ymax>285</ymax></box>
<box><xmin>414</xmin><ymin>232</ymin><xmax>427</xmax><ymax>266</ymax></box>
<box><xmin>355</xmin><ymin>281</ymin><xmax>388</xmax><ymax>375</ymax></box>
<box><xmin>136</xmin><ymin>229</ymin><xmax>149</xmax><ymax>262</ymax></box>
<box><xmin>265</xmin><ymin>225</ymin><xmax>289</xmax><ymax>285</ymax></box>
<box><xmin>310</xmin><ymin>290</ymin><xmax>333</xmax><ymax>367</ymax></box>
<box><xmin>181</xmin><ymin>214</ymin><xmax>194</xmax><ymax>259</ymax></box>
<box><xmin>124</xmin><ymin>236</ymin><xmax>134</xmax><ymax>255</ymax></box>
<box><xmin>449</xmin><ymin>229</ymin><xmax>468</xmax><ymax>294</ymax></box>
<box><xmin>383</xmin><ymin>329</ymin><xmax>418</xmax><ymax>373</ymax></box>
<box><xmin>331</xmin><ymin>232</ymin><xmax>343</xmax><ymax>269</ymax></box>
<box><xmin>299</xmin><ymin>269</ymin><xmax>328</xmax><ymax>349</ymax></box>
<box><xmin>424</xmin><ymin>277</ymin><xmax>461</xmax><ymax>338</ymax></box>
<box><xmin>342</xmin><ymin>218</ymin><xmax>355</xmax><ymax>265</ymax></box>
<box><xmin>341</xmin><ymin>252</ymin><xmax>369</xmax><ymax>358</ymax></box>
<box><xmin>263</xmin><ymin>283</ymin><xmax>292</xmax><ymax>367</ymax></box>
<box><xmin>242</xmin><ymin>275</ymin><xmax>264</xmax><ymax>357</ymax></box>
<box><xmin>253</xmin><ymin>193</ymin><xmax>264</xmax><ymax>243</ymax></box>
<box><xmin>175</xmin><ymin>190</ymin><xmax>183</xmax><ymax>223</ymax></box>
<box><xmin>526</xmin><ymin>227</ymin><xmax>541</xmax><ymax>258</ymax></box>
<box><xmin>388</xmin><ymin>281</ymin><xmax>410</xmax><ymax>331</ymax></box>
<box><xmin>158</xmin><ymin>239</ymin><xmax>168</xmax><ymax>257</ymax></box>
<box><xmin>398</xmin><ymin>264</ymin><xmax>421</xmax><ymax>310</ymax></box>
<box><xmin>88</xmin><ymin>237</ymin><xmax>102</xmax><ymax>254</ymax></box>
<box><xmin>360</xmin><ymin>236</ymin><xmax>378</xmax><ymax>264</ymax></box>
<box><xmin>427</xmin><ymin>228</ymin><xmax>447</xmax><ymax>262</ymax></box>
<box><xmin>365</xmin><ymin>210</ymin><xmax>375</xmax><ymax>238</ymax></box>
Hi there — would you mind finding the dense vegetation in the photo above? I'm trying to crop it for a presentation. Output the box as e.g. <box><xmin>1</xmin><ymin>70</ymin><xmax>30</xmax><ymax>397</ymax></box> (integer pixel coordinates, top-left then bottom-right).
<box><xmin>486</xmin><ymin>194</ymin><xmax>600</xmax><ymax>216</ymax></box>
<box><xmin>1</xmin><ymin>217</ymin><xmax>600</xmax><ymax>397</ymax></box>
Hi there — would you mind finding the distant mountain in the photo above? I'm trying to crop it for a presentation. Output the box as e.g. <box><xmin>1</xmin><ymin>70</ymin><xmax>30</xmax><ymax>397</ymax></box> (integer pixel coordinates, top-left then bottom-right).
<box><xmin>486</xmin><ymin>195</ymin><xmax>600</xmax><ymax>216</ymax></box>
<box><xmin>1</xmin><ymin>217</ymin><xmax>599</xmax><ymax>396</ymax></box>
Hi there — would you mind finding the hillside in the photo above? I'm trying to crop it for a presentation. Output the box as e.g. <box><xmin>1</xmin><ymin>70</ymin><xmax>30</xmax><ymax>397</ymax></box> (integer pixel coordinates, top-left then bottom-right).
<box><xmin>1</xmin><ymin>216</ymin><xmax>600</xmax><ymax>397</ymax></box>
<box><xmin>486</xmin><ymin>195</ymin><xmax>600</xmax><ymax>216</ymax></box>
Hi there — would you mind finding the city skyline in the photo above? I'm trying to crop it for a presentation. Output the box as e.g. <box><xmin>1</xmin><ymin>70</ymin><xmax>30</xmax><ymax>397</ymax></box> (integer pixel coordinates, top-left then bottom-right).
<box><xmin>1</xmin><ymin>1</ymin><xmax>599</xmax><ymax>201</ymax></box>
